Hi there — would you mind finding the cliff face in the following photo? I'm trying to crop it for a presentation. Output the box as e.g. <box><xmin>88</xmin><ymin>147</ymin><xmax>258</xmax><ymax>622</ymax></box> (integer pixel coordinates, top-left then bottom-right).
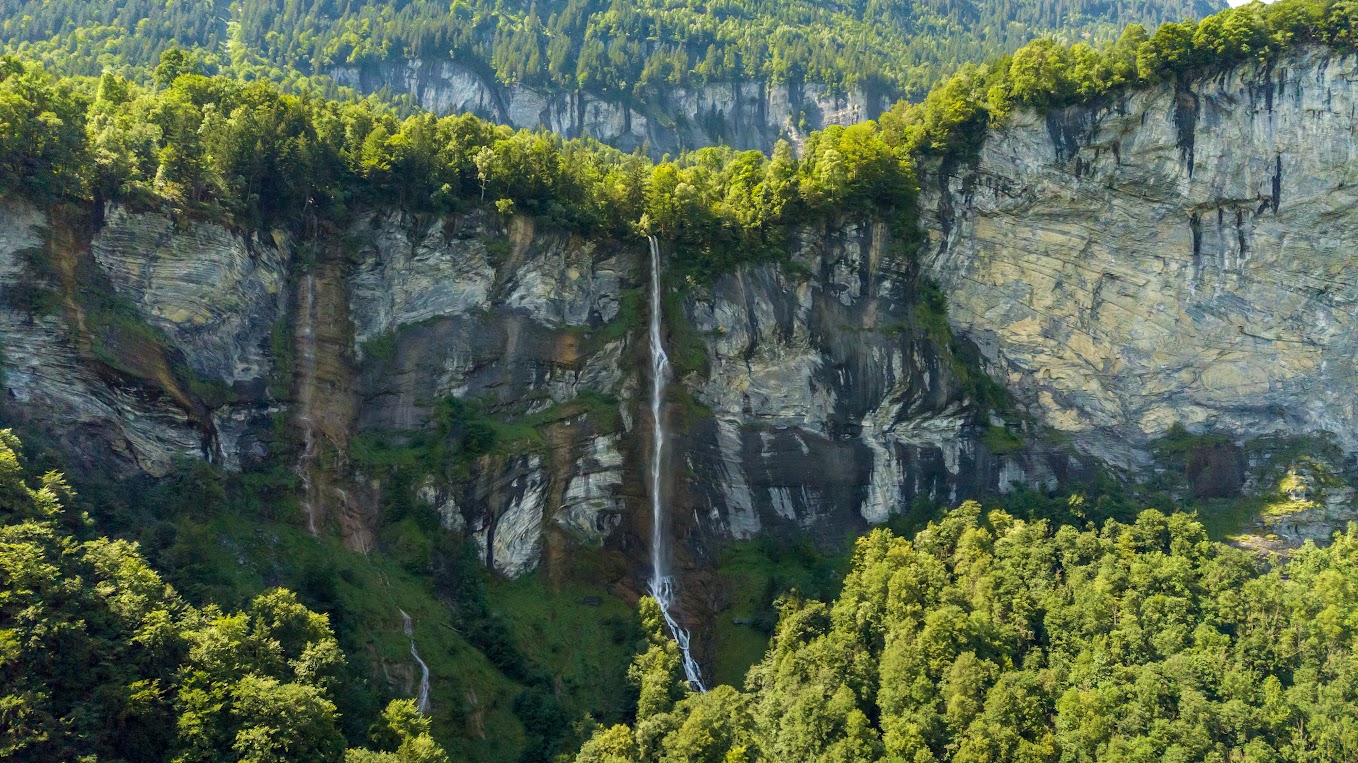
<box><xmin>923</xmin><ymin>47</ymin><xmax>1358</xmax><ymax>475</ymax></box>
<box><xmin>0</xmin><ymin>199</ymin><xmax>1039</xmax><ymax>581</ymax></box>
<box><xmin>329</xmin><ymin>59</ymin><xmax>886</xmax><ymax>155</ymax></box>
<box><xmin>10</xmin><ymin>47</ymin><xmax>1358</xmax><ymax>581</ymax></box>
<box><xmin>678</xmin><ymin>223</ymin><xmax>1050</xmax><ymax>551</ymax></box>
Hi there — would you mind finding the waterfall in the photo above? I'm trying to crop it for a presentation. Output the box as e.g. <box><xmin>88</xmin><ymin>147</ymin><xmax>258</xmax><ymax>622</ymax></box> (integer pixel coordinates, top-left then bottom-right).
<box><xmin>400</xmin><ymin>609</ymin><xmax>431</xmax><ymax>714</ymax></box>
<box><xmin>295</xmin><ymin>273</ymin><xmax>320</xmax><ymax>535</ymax></box>
<box><xmin>646</xmin><ymin>235</ymin><xmax>706</xmax><ymax>692</ymax></box>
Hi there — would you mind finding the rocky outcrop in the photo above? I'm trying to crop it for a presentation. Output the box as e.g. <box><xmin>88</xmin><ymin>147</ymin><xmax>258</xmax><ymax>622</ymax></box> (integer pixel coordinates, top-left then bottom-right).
<box><xmin>330</xmin><ymin>60</ymin><xmax>886</xmax><ymax>156</ymax></box>
<box><xmin>0</xmin><ymin>200</ymin><xmax>210</xmax><ymax>477</ymax></box>
<box><xmin>346</xmin><ymin>211</ymin><xmax>635</xmax><ymax>571</ymax></box>
<box><xmin>922</xmin><ymin>46</ymin><xmax>1358</xmax><ymax>476</ymax></box>
<box><xmin>1</xmin><ymin>190</ymin><xmax>1041</xmax><ymax>576</ymax></box>
<box><xmin>679</xmin><ymin>222</ymin><xmax>1054</xmax><ymax>549</ymax></box>
<box><xmin>91</xmin><ymin>206</ymin><xmax>289</xmax><ymax>388</ymax></box>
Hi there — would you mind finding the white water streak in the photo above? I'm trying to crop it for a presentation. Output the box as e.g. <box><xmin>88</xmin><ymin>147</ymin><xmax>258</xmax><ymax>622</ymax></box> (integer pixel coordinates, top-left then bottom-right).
<box><xmin>400</xmin><ymin>609</ymin><xmax>431</xmax><ymax>714</ymax></box>
<box><xmin>647</xmin><ymin>236</ymin><xmax>706</xmax><ymax>692</ymax></box>
<box><xmin>296</xmin><ymin>273</ymin><xmax>320</xmax><ymax>535</ymax></box>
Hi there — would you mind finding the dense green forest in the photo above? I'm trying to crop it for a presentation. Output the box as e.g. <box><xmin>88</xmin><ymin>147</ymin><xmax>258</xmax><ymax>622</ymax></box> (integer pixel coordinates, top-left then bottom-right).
<box><xmin>0</xmin><ymin>44</ymin><xmax>920</xmax><ymax>277</ymax></box>
<box><xmin>0</xmin><ymin>429</ymin><xmax>451</xmax><ymax>762</ymax></box>
<box><xmin>0</xmin><ymin>0</ymin><xmax>1222</xmax><ymax>103</ymax></box>
<box><xmin>577</xmin><ymin>505</ymin><xmax>1358</xmax><ymax>762</ymax></box>
<box><xmin>7</xmin><ymin>0</ymin><xmax>1358</xmax><ymax>760</ymax></box>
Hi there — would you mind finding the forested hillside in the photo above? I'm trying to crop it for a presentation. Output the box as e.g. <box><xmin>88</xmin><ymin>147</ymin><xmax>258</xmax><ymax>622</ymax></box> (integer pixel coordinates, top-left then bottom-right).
<box><xmin>0</xmin><ymin>0</ymin><xmax>1221</xmax><ymax>102</ymax></box>
<box><xmin>0</xmin><ymin>428</ymin><xmax>450</xmax><ymax>762</ymax></box>
<box><xmin>0</xmin><ymin>0</ymin><xmax>1345</xmax><ymax>248</ymax></box>
<box><xmin>0</xmin><ymin>0</ymin><xmax>1340</xmax><ymax>246</ymax></box>
<box><xmin>578</xmin><ymin>505</ymin><xmax>1358</xmax><ymax>762</ymax></box>
<box><xmin>0</xmin><ymin>44</ymin><xmax>920</xmax><ymax>275</ymax></box>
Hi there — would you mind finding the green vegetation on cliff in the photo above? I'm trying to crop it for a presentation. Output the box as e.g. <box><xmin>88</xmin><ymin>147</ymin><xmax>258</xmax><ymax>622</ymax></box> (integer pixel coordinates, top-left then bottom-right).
<box><xmin>580</xmin><ymin>504</ymin><xmax>1358</xmax><ymax>762</ymax></box>
<box><xmin>1</xmin><ymin>0</ymin><xmax>1348</xmax><ymax>278</ymax></box>
<box><xmin>8</xmin><ymin>5</ymin><xmax>1358</xmax><ymax>762</ymax></box>
<box><xmin>0</xmin><ymin>0</ymin><xmax>1221</xmax><ymax>102</ymax></box>
<box><xmin>0</xmin><ymin>49</ymin><xmax>916</xmax><ymax>276</ymax></box>
<box><xmin>2</xmin><ymin>0</ymin><xmax>1345</xmax><ymax>275</ymax></box>
<box><xmin>20</xmin><ymin>425</ymin><xmax>648</xmax><ymax>763</ymax></box>
<box><xmin>883</xmin><ymin>0</ymin><xmax>1358</xmax><ymax>162</ymax></box>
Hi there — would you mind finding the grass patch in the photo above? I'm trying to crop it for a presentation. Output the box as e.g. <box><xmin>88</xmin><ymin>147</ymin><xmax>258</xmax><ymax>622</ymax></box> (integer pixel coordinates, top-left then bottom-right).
<box><xmin>980</xmin><ymin>425</ymin><xmax>1023</xmax><ymax>455</ymax></box>
<box><xmin>268</xmin><ymin>316</ymin><xmax>294</xmax><ymax>400</ymax></box>
<box><xmin>912</xmin><ymin>277</ymin><xmax>1014</xmax><ymax>416</ymax></box>
<box><xmin>353</xmin><ymin>391</ymin><xmax>621</xmax><ymax>488</ymax></box>
<box><xmin>1153</xmin><ymin>422</ymin><xmax>1234</xmax><ymax>457</ymax></box>
<box><xmin>662</xmin><ymin>286</ymin><xmax>708</xmax><ymax>379</ymax></box>
<box><xmin>666</xmin><ymin>383</ymin><xmax>713</xmax><ymax>430</ymax></box>
<box><xmin>360</xmin><ymin>330</ymin><xmax>398</xmax><ymax>362</ymax></box>
<box><xmin>712</xmin><ymin>536</ymin><xmax>851</xmax><ymax>687</ymax></box>
<box><xmin>1190</xmin><ymin>496</ymin><xmax>1267</xmax><ymax>542</ymax></box>
<box><xmin>604</xmin><ymin>288</ymin><xmax>643</xmax><ymax>341</ymax></box>
<box><xmin>187</xmin><ymin>374</ymin><xmax>238</xmax><ymax>408</ymax></box>
<box><xmin>486</xmin><ymin>569</ymin><xmax>640</xmax><ymax>722</ymax></box>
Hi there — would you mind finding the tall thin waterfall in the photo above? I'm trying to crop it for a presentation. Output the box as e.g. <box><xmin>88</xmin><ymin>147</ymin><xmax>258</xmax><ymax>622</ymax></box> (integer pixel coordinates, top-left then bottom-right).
<box><xmin>295</xmin><ymin>273</ymin><xmax>320</xmax><ymax>535</ymax></box>
<box><xmin>646</xmin><ymin>235</ymin><xmax>706</xmax><ymax>692</ymax></box>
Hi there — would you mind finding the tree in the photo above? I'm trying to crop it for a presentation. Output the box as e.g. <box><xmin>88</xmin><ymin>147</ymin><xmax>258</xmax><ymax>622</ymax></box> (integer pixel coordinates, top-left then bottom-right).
<box><xmin>154</xmin><ymin>47</ymin><xmax>204</xmax><ymax>88</ymax></box>
<box><xmin>345</xmin><ymin>700</ymin><xmax>451</xmax><ymax>763</ymax></box>
<box><xmin>0</xmin><ymin>428</ymin><xmax>451</xmax><ymax>763</ymax></box>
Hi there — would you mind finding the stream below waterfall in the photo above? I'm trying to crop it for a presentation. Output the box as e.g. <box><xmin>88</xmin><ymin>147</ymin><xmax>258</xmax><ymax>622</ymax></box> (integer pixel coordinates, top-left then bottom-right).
<box><xmin>400</xmin><ymin>609</ymin><xmax>431</xmax><ymax>713</ymax></box>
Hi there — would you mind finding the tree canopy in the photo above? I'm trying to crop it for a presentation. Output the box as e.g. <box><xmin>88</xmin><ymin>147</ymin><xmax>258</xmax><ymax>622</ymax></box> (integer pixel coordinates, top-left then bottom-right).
<box><xmin>0</xmin><ymin>428</ymin><xmax>449</xmax><ymax>762</ymax></box>
<box><xmin>882</xmin><ymin>0</ymin><xmax>1358</xmax><ymax>162</ymax></box>
<box><xmin>579</xmin><ymin>503</ymin><xmax>1358</xmax><ymax>762</ymax></box>
<box><xmin>0</xmin><ymin>0</ymin><xmax>1351</xmax><ymax>278</ymax></box>
<box><xmin>0</xmin><ymin>0</ymin><xmax>1222</xmax><ymax>103</ymax></box>
<box><xmin>0</xmin><ymin>52</ymin><xmax>919</xmax><ymax>277</ymax></box>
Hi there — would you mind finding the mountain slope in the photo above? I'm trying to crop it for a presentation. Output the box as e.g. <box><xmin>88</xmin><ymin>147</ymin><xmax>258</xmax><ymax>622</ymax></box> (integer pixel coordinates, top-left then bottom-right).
<box><xmin>0</xmin><ymin>0</ymin><xmax>1224</xmax><ymax>95</ymax></box>
<box><xmin>0</xmin><ymin>0</ymin><xmax>1224</xmax><ymax>153</ymax></box>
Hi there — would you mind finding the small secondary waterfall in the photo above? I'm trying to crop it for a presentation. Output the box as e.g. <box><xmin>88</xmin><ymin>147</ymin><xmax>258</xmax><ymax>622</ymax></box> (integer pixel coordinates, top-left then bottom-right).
<box><xmin>646</xmin><ymin>236</ymin><xmax>706</xmax><ymax>692</ymax></box>
<box><xmin>400</xmin><ymin>609</ymin><xmax>431</xmax><ymax>714</ymax></box>
<box><xmin>295</xmin><ymin>273</ymin><xmax>320</xmax><ymax>535</ymax></box>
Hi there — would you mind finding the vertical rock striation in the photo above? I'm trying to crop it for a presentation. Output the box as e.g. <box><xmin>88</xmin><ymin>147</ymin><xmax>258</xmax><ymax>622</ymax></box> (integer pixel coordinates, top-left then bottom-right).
<box><xmin>922</xmin><ymin>46</ymin><xmax>1358</xmax><ymax>470</ymax></box>
<box><xmin>0</xmin><ymin>197</ymin><xmax>1050</xmax><ymax>572</ymax></box>
<box><xmin>329</xmin><ymin>60</ymin><xmax>885</xmax><ymax>156</ymax></box>
<box><xmin>679</xmin><ymin>221</ymin><xmax>1048</xmax><ymax>550</ymax></box>
<box><xmin>16</xmin><ymin>46</ymin><xmax>1358</xmax><ymax>575</ymax></box>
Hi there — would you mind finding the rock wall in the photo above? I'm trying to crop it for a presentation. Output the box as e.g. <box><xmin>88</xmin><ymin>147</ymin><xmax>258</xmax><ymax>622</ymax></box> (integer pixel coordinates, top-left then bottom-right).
<box><xmin>0</xmin><ymin>202</ymin><xmax>205</xmax><ymax>475</ymax></box>
<box><xmin>346</xmin><ymin>211</ymin><xmax>633</xmax><ymax>576</ymax></box>
<box><xmin>22</xmin><ymin>46</ymin><xmax>1358</xmax><ymax>578</ymax></box>
<box><xmin>329</xmin><ymin>59</ymin><xmax>886</xmax><ymax>156</ymax></box>
<box><xmin>679</xmin><ymin>222</ymin><xmax>1053</xmax><ymax>551</ymax></box>
<box><xmin>91</xmin><ymin>206</ymin><xmax>289</xmax><ymax>388</ymax></box>
<box><xmin>922</xmin><ymin>46</ymin><xmax>1358</xmax><ymax>472</ymax></box>
<box><xmin>0</xmin><ymin>196</ymin><xmax>1042</xmax><ymax>579</ymax></box>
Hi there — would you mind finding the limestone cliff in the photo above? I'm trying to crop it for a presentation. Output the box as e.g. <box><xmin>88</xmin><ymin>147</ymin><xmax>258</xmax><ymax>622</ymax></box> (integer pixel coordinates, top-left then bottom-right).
<box><xmin>9</xmin><ymin>45</ymin><xmax>1358</xmax><ymax>584</ymax></box>
<box><xmin>678</xmin><ymin>222</ymin><xmax>1051</xmax><ymax>551</ymax></box>
<box><xmin>330</xmin><ymin>60</ymin><xmax>886</xmax><ymax>155</ymax></box>
<box><xmin>924</xmin><ymin>46</ymin><xmax>1358</xmax><ymax>469</ymax></box>
<box><xmin>0</xmin><ymin>197</ymin><xmax>1034</xmax><ymax>584</ymax></box>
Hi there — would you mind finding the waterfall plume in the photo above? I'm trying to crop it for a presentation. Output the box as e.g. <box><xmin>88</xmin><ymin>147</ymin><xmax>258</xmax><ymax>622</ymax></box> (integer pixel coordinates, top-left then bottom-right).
<box><xmin>647</xmin><ymin>235</ymin><xmax>706</xmax><ymax>692</ymax></box>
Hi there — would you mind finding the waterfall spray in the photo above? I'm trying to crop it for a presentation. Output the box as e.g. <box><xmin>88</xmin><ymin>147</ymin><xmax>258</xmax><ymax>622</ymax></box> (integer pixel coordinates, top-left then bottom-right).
<box><xmin>647</xmin><ymin>235</ymin><xmax>706</xmax><ymax>692</ymax></box>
